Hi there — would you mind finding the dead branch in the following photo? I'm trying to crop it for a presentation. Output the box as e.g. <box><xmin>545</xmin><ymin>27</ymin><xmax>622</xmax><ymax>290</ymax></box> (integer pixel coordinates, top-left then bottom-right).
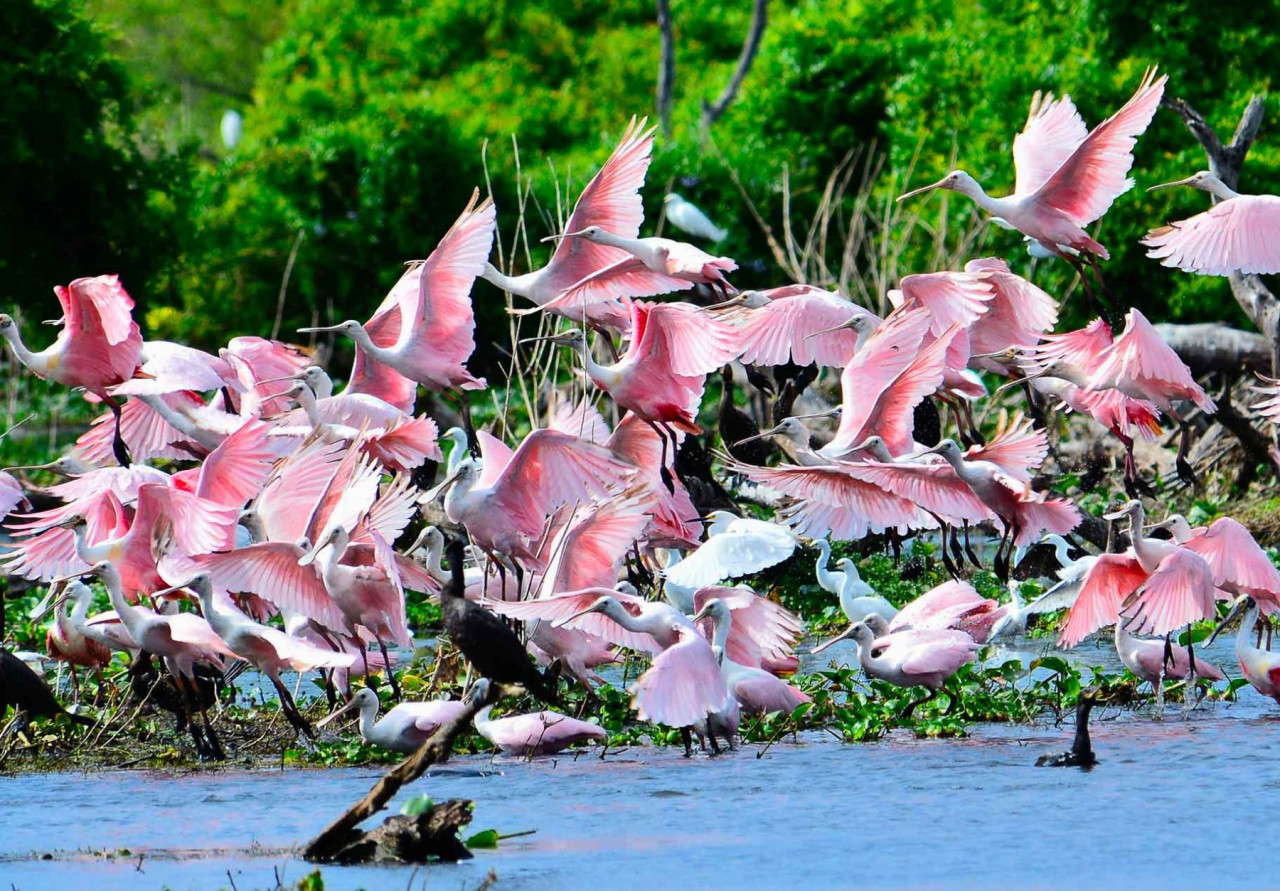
<box><xmin>303</xmin><ymin>682</ymin><xmax>513</xmax><ymax>863</ymax></box>
<box><xmin>701</xmin><ymin>0</ymin><xmax>768</xmax><ymax>134</ymax></box>
<box><xmin>1153</xmin><ymin>323</ymin><xmax>1271</xmax><ymax>377</ymax></box>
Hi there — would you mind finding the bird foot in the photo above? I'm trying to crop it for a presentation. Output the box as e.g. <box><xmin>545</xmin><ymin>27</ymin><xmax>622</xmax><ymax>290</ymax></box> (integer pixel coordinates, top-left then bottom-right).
<box><xmin>659</xmin><ymin>465</ymin><xmax>676</xmax><ymax>495</ymax></box>
<box><xmin>1175</xmin><ymin>457</ymin><xmax>1199</xmax><ymax>490</ymax></box>
<box><xmin>1123</xmin><ymin>473</ymin><xmax>1156</xmax><ymax>499</ymax></box>
<box><xmin>111</xmin><ymin>434</ymin><xmax>133</xmax><ymax>469</ymax></box>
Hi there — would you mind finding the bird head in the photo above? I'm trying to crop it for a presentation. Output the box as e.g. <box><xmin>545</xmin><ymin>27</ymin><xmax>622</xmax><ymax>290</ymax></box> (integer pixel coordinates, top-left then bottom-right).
<box><xmin>690</xmin><ymin>598</ymin><xmax>728</xmax><ymax>624</ymax></box>
<box><xmin>1102</xmin><ymin>499</ymin><xmax>1142</xmax><ymax>522</ymax></box>
<box><xmin>0</xmin><ymin>314</ymin><xmax>15</xmax><ymax>336</ymax></box>
<box><xmin>520</xmin><ymin>328</ymin><xmax>588</xmax><ymax>352</ymax></box>
<box><xmin>922</xmin><ymin>439</ymin><xmax>964</xmax><ymax>462</ymax></box>
<box><xmin>1207</xmin><ymin>594</ymin><xmax>1257</xmax><ymax>646</ymax></box>
<box><xmin>297</xmin><ymin>320</ymin><xmax>364</xmax><ymax>339</ymax></box>
<box><xmin>898</xmin><ymin>170</ymin><xmax>980</xmax><ymax>202</ymax></box>
<box><xmin>464</xmin><ymin>677</ymin><xmax>493</xmax><ymax>706</ymax></box>
<box><xmin>1147</xmin><ymin>170</ymin><xmax>1216</xmax><ymax>193</ymax></box>
<box><xmin>556</xmin><ymin>595</ymin><xmax>616</xmax><ymax>628</ymax></box>
<box><xmin>663</xmin><ymin>193</ymin><xmax>684</xmax><ymax>207</ymax></box>
<box><xmin>316</xmin><ymin>686</ymin><xmax>381</xmax><ymax>729</ymax></box>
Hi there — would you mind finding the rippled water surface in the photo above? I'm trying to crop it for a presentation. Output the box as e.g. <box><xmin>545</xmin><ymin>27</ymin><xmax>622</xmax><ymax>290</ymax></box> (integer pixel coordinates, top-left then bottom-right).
<box><xmin>4</xmin><ymin>635</ymin><xmax>1277</xmax><ymax>890</ymax></box>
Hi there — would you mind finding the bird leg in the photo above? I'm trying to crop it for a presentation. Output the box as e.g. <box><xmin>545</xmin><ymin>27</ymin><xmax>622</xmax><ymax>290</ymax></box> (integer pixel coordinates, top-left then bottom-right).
<box><xmin>1183</xmin><ymin>625</ymin><xmax>1199</xmax><ymax>714</ymax></box>
<box><xmin>993</xmin><ymin>526</ymin><xmax>1014</xmax><ymax>583</ymax></box>
<box><xmin>942</xmin><ymin>684</ymin><xmax>963</xmax><ymax>717</ymax></box>
<box><xmin>103</xmin><ymin>394</ymin><xmax>133</xmax><ymax>468</ymax></box>
<box><xmin>647</xmin><ymin>420</ymin><xmax>677</xmax><ymax>494</ymax></box>
<box><xmin>930</xmin><ymin>516</ymin><xmax>961</xmax><ymax>581</ymax></box>
<box><xmin>961</xmin><ymin>522</ymin><xmax>982</xmax><ymax>568</ymax></box>
<box><xmin>270</xmin><ymin>673</ymin><xmax>315</xmax><ymax>738</ymax></box>
<box><xmin>376</xmin><ymin>637</ymin><xmax>401</xmax><ymax>702</ymax></box>
<box><xmin>959</xmin><ymin>400</ymin><xmax>985</xmax><ymax>447</ymax></box>
<box><xmin>1168</xmin><ymin>408</ymin><xmax>1199</xmax><ymax>489</ymax></box>
<box><xmin>1120</xmin><ymin>435</ymin><xmax>1156</xmax><ymax>498</ymax></box>
<box><xmin>173</xmin><ymin>674</ymin><xmax>209</xmax><ymax>757</ymax></box>
<box><xmin>199</xmin><ymin>701</ymin><xmax>226</xmax><ymax>761</ymax></box>
<box><xmin>68</xmin><ymin>665</ymin><xmax>81</xmax><ymax>705</ymax></box>
<box><xmin>681</xmin><ymin>727</ymin><xmax>694</xmax><ymax>758</ymax></box>
<box><xmin>900</xmin><ymin>688</ymin><xmax>938</xmax><ymax>722</ymax></box>
<box><xmin>707</xmin><ymin>731</ymin><xmax>722</xmax><ymax>756</ymax></box>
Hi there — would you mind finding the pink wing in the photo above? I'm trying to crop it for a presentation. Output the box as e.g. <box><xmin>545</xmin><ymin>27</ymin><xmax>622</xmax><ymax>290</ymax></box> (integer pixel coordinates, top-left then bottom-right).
<box><xmin>727</xmin><ymin>459</ymin><xmax>934</xmax><ymax>540</ymax></box>
<box><xmin>538</xmin><ymin>488</ymin><xmax>656</xmax><ymax>594</ymax></box>
<box><xmin>551</xmin><ymin>256</ymin><xmax>694</xmax><ymax>310</ymax></box>
<box><xmin>255</xmin><ymin>440</ymin><xmax>347</xmax><ymax>543</ymax></box>
<box><xmin>1069</xmin><ymin>387</ymin><xmax>1163</xmax><ymax>440</ymax></box>
<box><xmin>1010</xmin><ymin>486</ymin><xmax>1080</xmax><ymax>546</ymax></box>
<box><xmin>491</xmin><ymin>429</ymin><xmax>634</xmax><ymax>538</ymax></box>
<box><xmin>54</xmin><ymin>277</ymin><xmax>141</xmax><ymax>390</ymax></box>
<box><xmin>1089</xmin><ymin>308</ymin><xmax>1214</xmax><ymax>411</ymax></box>
<box><xmin>352</xmin><ymin>473</ymin><xmax>419</xmax><ymax>546</ymax></box>
<box><xmin>0</xmin><ymin>471</ymin><xmax>27</xmax><ymax>519</ymax></box>
<box><xmin>541</xmin><ymin>117</ymin><xmax>655</xmax><ymax>292</ymax></box>
<box><xmin>897</xmin><ymin>271</ymin><xmax>994</xmax><ymax>333</ymax></box>
<box><xmin>965</xmin><ymin>258</ymin><xmax>1059</xmax><ymax>355</ymax></box>
<box><xmin>476</xmin><ymin>429</ymin><xmax>516</xmax><ymax>489</ymax></box>
<box><xmin>193</xmin><ymin>542</ymin><xmax>345</xmax><ymax>631</ymax></box>
<box><xmin>724</xmin><ymin>288</ymin><xmax>867</xmax><ymax>368</ymax></box>
<box><xmin>1029</xmin><ymin>68</ymin><xmax>1166</xmax><ymax>226</ymax></box>
<box><xmin>861</xmin><ymin>324</ymin><xmax>959</xmax><ymax>455</ymax></box>
<box><xmin>894</xmin><ymin>580</ymin><xmax>982</xmax><ymax>630</ymax></box>
<box><xmin>608</xmin><ymin>412</ymin><xmax>701</xmax><ymax>547</ymax></box>
<box><xmin>1025</xmin><ymin>317</ymin><xmax>1113</xmax><ymax>376</ymax></box>
<box><xmin>548</xmin><ymin>399</ymin><xmax>612</xmax><ymax>445</ymax></box>
<box><xmin>634</xmin><ymin>301</ymin><xmax>741</xmax><ymax>377</ymax></box>
<box><xmin>1181</xmin><ymin>518</ymin><xmax>1280</xmax><ymax>600</ymax></box>
<box><xmin>76</xmin><ymin>391</ymin><xmax>207</xmax><ymax>465</ymax></box>
<box><xmin>1058</xmin><ymin>553</ymin><xmax>1146</xmax><ymax>647</ymax></box>
<box><xmin>1120</xmin><ymin>548</ymin><xmax>1218</xmax><ymax>637</ymax></box>
<box><xmin>487</xmin><ymin>589</ymin><xmax>664</xmax><ymax>655</ymax></box>
<box><xmin>395</xmin><ymin>192</ymin><xmax>494</xmax><ymax>380</ymax></box>
<box><xmin>630</xmin><ymin>629</ymin><xmax>730</xmax><ymax>728</ymax></box>
<box><xmin>192</xmin><ymin>419</ymin><xmax>277</xmax><ymax>507</ymax></box>
<box><xmin>964</xmin><ymin>414</ymin><xmax>1047</xmax><ymax>483</ymax></box>
<box><xmin>695</xmin><ymin>586</ymin><xmax>803</xmax><ymax>668</ymax></box>
<box><xmin>224</xmin><ymin>336</ymin><xmax>311</xmax><ymax>416</ymax></box>
<box><xmin>732</xmin><ymin>672</ymin><xmax>810</xmax><ymax>714</ymax></box>
<box><xmin>1143</xmin><ymin>194</ymin><xmax>1280</xmax><ymax>276</ymax></box>
<box><xmin>347</xmin><ymin>339</ymin><xmax>418</xmax><ymax>413</ymax></box>
<box><xmin>136</xmin><ymin>484</ymin><xmax>240</xmax><ymax>556</ymax></box>
<box><xmin>360</xmin><ymin>415</ymin><xmax>441</xmax><ymax>471</ymax></box>
<box><xmin>896</xmin><ymin>631</ymin><xmax>979</xmax><ymax>676</ymax></box>
<box><xmin>854</xmin><ymin>460</ymin><xmax>994</xmax><ymax>525</ymax></box>
<box><xmin>827</xmin><ymin>308</ymin><xmax>931</xmax><ymax>454</ymax></box>
<box><xmin>1012</xmin><ymin>92</ymin><xmax>1088</xmax><ymax>196</ymax></box>
<box><xmin>163</xmin><ymin>613</ymin><xmax>237</xmax><ymax>660</ymax></box>
<box><xmin>68</xmin><ymin>275</ymin><xmax>136</xmax><ymax>346</ymax></box>
<box><xmin>113</xmin><ymin>341</ymin><xmax>234</xmax><ymax>397</ymax></box>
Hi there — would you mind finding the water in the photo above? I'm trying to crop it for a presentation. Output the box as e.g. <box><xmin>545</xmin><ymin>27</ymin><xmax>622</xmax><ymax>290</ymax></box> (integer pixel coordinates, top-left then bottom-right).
<box><xmin>4</xmin><ymin>635</ymin><xmax>1276</xmax><ymax>890</ymax></box>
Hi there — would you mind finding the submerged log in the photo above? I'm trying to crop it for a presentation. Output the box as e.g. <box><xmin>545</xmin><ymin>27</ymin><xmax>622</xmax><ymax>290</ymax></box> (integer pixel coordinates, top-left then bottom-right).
<box><xmin>303</xmin><ymin>680</ymin><xmax>513</xmax><ymax>864</ymax></box>
<box><xmin>325</xmin><ymin>800</ymin><xmax>475</xmax><ymax>865</ymax></box>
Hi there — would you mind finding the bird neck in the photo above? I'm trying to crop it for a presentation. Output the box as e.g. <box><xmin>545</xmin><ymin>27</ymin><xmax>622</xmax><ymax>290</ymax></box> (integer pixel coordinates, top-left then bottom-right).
<box><xmin>473</xmin><ymin>703</ymin><xmax>495</xmax><ymax>735</ymax></box>
<box><xmin>138</xmin><ymin>394</ymin><xmax>202</xmax><ymax>441</ymax></box>
<box><xmin>814</xmin><ymin>541</ymin><xmax>836</xmax><ymax>585</ymax></box>
<box><xmin>102</xmin><ymin>569</ymin><xmax>141</xmax><ymax>630</ymax></box>
<box><xmin>1048</xmin><ymin>535</ymin><xmax>1072</xmax><ymax>567</ymax></box>
<box><xmin>360</xmin><ymin>700</ymin><xmax>380</xmax><ymax>740</ymax></box>
<box><xmin>577</xmin><ymin>336</ymin><xmax>610</xmax><ymax>384</ymax></box>
<box><xmin>69</xmin><ymin>587</ymin><xmax>92</xmax><ymax>626</ymax></box>
<box><xmin>708</xmin><ymin>611</ymin><xmax>731</xmax><ymax>657</ymax></box>
<box><xmin>601</xmin><ymin>601</ymin><xmax>645</xmax><ymax>634</ymax></box>
<box><xmin>1237</xmin><ymin>602</ymin><xmax>1260</xmax><ymax>655</ymax></box>
<box><xmin>1203</xmin><ymin>178</ymin><xmax>1240</xmax><ymax>201</ymax></box>
<box><xmin>296</xmin><ymin>386</ymin><xmax>325</xmax><ymax>430</ymax></box>
<box><xmin>481</xmin><ymin>263</ymin><xmax>531</xmax><ymax>299</ymax></box>
<box><xmin>0</xmin><ymin>325</ymin><xmax>43</xmax><ymax>373</ymax></box>
<box><xmin>309</xmin><ymin>372</ymin><xmax>335</xmax><ymax>400</ymax></box>
<box><xmin>589</xmin><ymin>229</ymin><xmax>636</xmax><ymax>252</ymax></box>
<box><xmin>347</xmin><ymin>324</ymin><xmax>389</xmax><ymax>364</ymax></box>
<box><xmin>954</xmin><ymin>177</ymin><xmax>999</xmax><ymax>212</ymax></box>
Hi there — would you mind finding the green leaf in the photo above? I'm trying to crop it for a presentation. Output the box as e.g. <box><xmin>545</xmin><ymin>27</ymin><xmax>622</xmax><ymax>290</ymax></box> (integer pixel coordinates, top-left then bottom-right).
<box><xmin>465</xmin><ymin>829</ymin><xmax>500</xmax><ymax>849</ymax></box>
<box><xmin>400</xmin><ymin>793</ymin><xmax>434</xmax><ymax>816</ymax></box>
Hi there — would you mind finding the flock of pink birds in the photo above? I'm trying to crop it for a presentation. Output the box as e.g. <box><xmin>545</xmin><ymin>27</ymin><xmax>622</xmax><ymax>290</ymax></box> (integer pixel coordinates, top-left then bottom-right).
<box><xmin>3</xmin><ymin>65</ymin><xmax>1280</xmax><ymax>761</ymax></box>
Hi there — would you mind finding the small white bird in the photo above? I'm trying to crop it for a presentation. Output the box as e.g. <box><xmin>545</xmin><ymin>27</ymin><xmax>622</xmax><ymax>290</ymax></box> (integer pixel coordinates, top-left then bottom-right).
<box><xmin>664</xmin><ymin>193</ymin><xmax>727</xmax><ymax>242</ymax></box>
<box><xmin>663</xmin><ymin>511</ymin><xmax>797</xmax><ymax>588</ymax></box>
<box><xmin>220</xmin><ymin>109</ymin><xmax>244</xmax><ymax>151</ymax></box>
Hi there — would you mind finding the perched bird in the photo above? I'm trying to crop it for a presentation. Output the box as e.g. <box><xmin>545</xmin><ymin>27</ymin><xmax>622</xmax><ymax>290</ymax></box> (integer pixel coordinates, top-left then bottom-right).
<box><xmin>1143</xmin><ymin>171</ymin><xmax>1280</xmax><ymax>275</ymax></box>
<box><xmin>663</xmin><ymin>193</ymin><xmax>727</xmax><ymax>242</ymax></box>
<box><xmin>317</xmin><ymin>687</ymin><xmax>467</xmax><ymax>754</ymax></box>
<box><xmin>468</xmin><ymin>678</ymin><xmax>607</xmax><ymax>756</ymax></box>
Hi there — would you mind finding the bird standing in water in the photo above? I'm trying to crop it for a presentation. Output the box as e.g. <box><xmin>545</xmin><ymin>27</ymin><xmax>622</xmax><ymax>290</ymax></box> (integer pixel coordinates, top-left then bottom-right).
<box><xmin>1036</xmin><ymin>691</ymin><xmax>1099</xmax><ymax>768</ymax></box>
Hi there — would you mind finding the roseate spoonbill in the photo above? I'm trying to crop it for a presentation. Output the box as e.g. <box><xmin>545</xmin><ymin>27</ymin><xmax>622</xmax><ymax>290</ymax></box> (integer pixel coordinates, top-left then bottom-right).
<box><xmin>961</xmin><ymin>258</ymin><xmax>1059</xmax><ymax>361</ymax></box>
<box><xmin>1</xmin><ymin>648</ymin><xmax>94</xmax><ymax>727</ymax></box>
<box><xmin>1152</xmin><ymin>514</ymin><xmax>1280</xmax><ymax>604</ymax></box>
<box><xmin>1058</xmin><ymin>501</ymin><xmax>1218</xmax><ymax>651</ymax></box>
<box><xmin>692</xmin><ymin>599</ymin><xmax>810</xmax><ymax>716</ymax></box>
<box><xmin>0</xmin><ymin>276</ymin><xmax>143</xmax><ymax>466</ymax></box>
<box><xmin>31</xmin><ymin>581</ymin><xmax>112</xmax><ymax>701</ymax></box>
<box><xmin>527</xmin><ymin>300</ymin><xmax>741</xmax><ymax>488</ymax></box>
<box><xmin>0</xmin><ymin>470</ymin><xmax>28</xmax><ymax>519</ymax></box>
<box><xmin>427</xmin><ymin>429</ymin><xmax>633</xmax><ymax>589</ymax></box>
<box><xmin>56</xmin><ymin>580</ymin><xmax>139</xmax><ymax>656</ymax></box>
<box><xmin>1036</xmin><ymin>693</ymin><xmax>1097</xmax><ymax>768</ymax></box>
<box><xmin>713</xmin><ymin>285</ymin><xmax>870</xmax><ymax>369</ymax></box>
<box><xmin>1143</xmin><ymin>171</ymin><xmax>1280</xmax><ymax>275</ymax></box>
<box><xmin>873</xmin><ymin>579</ymin><xmax>1006</xmax><ymax>644</ymax></box>
<box><xmin>299</xmin><ymin>190</ymin><xmax>494</xmax><ymax>425</ymax></box>
<box><xmin>919</xmin><ymin>439</ymin><xmax>1079</xmax><ymax>580</ymax></box>
<box><xmin>663</xmin><ymin>511</ymin><xmax>797</xmax><ymax>588</ymax></box>
<box><xmin>157</xmin><ymin>573</ymin><xmax>356</xmax><ymax>736</ymax></box>
<box><xmin>317</xmin><ymin>686</ymin><xmax>467</xmax><ymax>753</ymax></box>
<box><xmin>467</xmin><ymin>678</ymin><xmax>607</xmax><ymax>756</ymax></box>
<box><xmin>815</xmin><ymin>621</ymin><xmax>978</xmax><ymax>719</ymax></box>
<box><xmin>1114</xmin><ymin>618</ymin><xmax>1223</xmax><ymax>691</ymax></box>
<box><xmin>539</xmin><ymin>228</ymin><xmax>737</xmax><ymax>314</ymax></box>
<box><xmin>481</xmin><ymin>117</ymin><xmax>653</xmax><ymax>331</ymax></box>
<box><xmin>812</xmin><ymin>540</ymin><xmax>898</xmax><ymax>624</ymax></box>
<box><xmin>1210</xmin><ymin>596</ymin><xmax>1280</xmax><ymax>706</ymax></box>
<box><xmin>898</xmin><ymin>69</ymin><xmax>1166</xmax><ymax>289</ymax></box>
<box><xmin>663</xmin><ymin>193</ymin><xmax>727</xmax><ymax>242</ymax></box>
<box><xmin>76</xmin><ymin>560</ymin><xmax>236</xmax><ymax>758</ymax></box>
<box><xmin>439</xmin><ymin>538</ymin><xmax>560</xmax><ymax>704</ymax></box>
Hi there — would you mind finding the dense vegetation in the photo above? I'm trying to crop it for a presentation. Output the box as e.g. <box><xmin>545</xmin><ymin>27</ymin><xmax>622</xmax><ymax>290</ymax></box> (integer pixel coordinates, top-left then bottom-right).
<box><xmin>7</xmin><ymin>0</ymin><xmax>1280</xmax><ymax>360</ymax></box>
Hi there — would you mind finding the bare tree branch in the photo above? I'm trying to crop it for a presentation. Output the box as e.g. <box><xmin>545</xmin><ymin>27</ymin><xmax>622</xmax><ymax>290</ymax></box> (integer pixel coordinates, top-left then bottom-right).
<box><xmin>655</xmin><ymin>0</ymin><xmax>676</xmax><ymax>138</ymax></box>
<box><xmin>700</xmin><ymin>0</ymin><xmax>769</xmax><ymax>134</ymax></box>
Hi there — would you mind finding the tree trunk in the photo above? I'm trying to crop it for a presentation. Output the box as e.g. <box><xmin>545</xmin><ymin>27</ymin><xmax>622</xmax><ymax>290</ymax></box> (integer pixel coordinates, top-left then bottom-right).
<box><xmin>655</xmin><ymin>0</ymin><xmax>675</xmax><ymax>138</ymax></box>
<box><xmin>700</xmin><ymin>0</ymin><xmax>769</xmax><ymax>136</ymax></box>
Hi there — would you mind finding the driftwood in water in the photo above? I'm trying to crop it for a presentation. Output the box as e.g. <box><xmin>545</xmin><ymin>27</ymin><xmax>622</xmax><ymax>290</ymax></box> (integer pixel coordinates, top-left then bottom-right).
<box><xmin>303</xmin><ymin>681</ymin><xmax>511</xmax><ymax>864</ymax></box>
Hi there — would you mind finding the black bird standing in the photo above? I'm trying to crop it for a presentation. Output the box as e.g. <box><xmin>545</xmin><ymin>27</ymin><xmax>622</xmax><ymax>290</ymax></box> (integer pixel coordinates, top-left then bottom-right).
<box><xmin>1036</xmin><ymin>692</ymin><xmax>1098</xmax><ymax>768</ymax></box>
<box><xmin>439</xmin><ymin>538</ymin><xmax>559</xmax><ymax>704</ymax></box>
<box><xmin>1</xmin><ymin>648</ymin><xmax>93</xmax><ymax>728</ymax></box>
<box><xmin>718</xmin><ymin>365</ymin><xmax>773</xmax><ymax>466</ymax></box>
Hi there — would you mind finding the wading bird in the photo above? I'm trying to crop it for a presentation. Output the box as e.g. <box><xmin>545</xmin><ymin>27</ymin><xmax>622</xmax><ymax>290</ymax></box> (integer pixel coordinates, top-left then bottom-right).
<box><xmin>468</xmin><ymin>678</ymin><xmax>607</xmax><ymax>756</ymax></box>
<box><xmin>1211</xmin><ymin>596</ymin><xmax>1280</xmax><ymax>706</ymax></box>
<box><xmin>317</xmin><ymin>686</ymin><xmax>468</xmax><ymax>753</ymax></box>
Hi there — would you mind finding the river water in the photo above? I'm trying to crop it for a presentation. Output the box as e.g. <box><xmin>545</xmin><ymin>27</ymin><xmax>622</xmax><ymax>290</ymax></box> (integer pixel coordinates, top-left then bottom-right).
<box><xmin>3</xmin><ymin>634</ymin><xmax>1276</xmax><ymax>890</ymax></box>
